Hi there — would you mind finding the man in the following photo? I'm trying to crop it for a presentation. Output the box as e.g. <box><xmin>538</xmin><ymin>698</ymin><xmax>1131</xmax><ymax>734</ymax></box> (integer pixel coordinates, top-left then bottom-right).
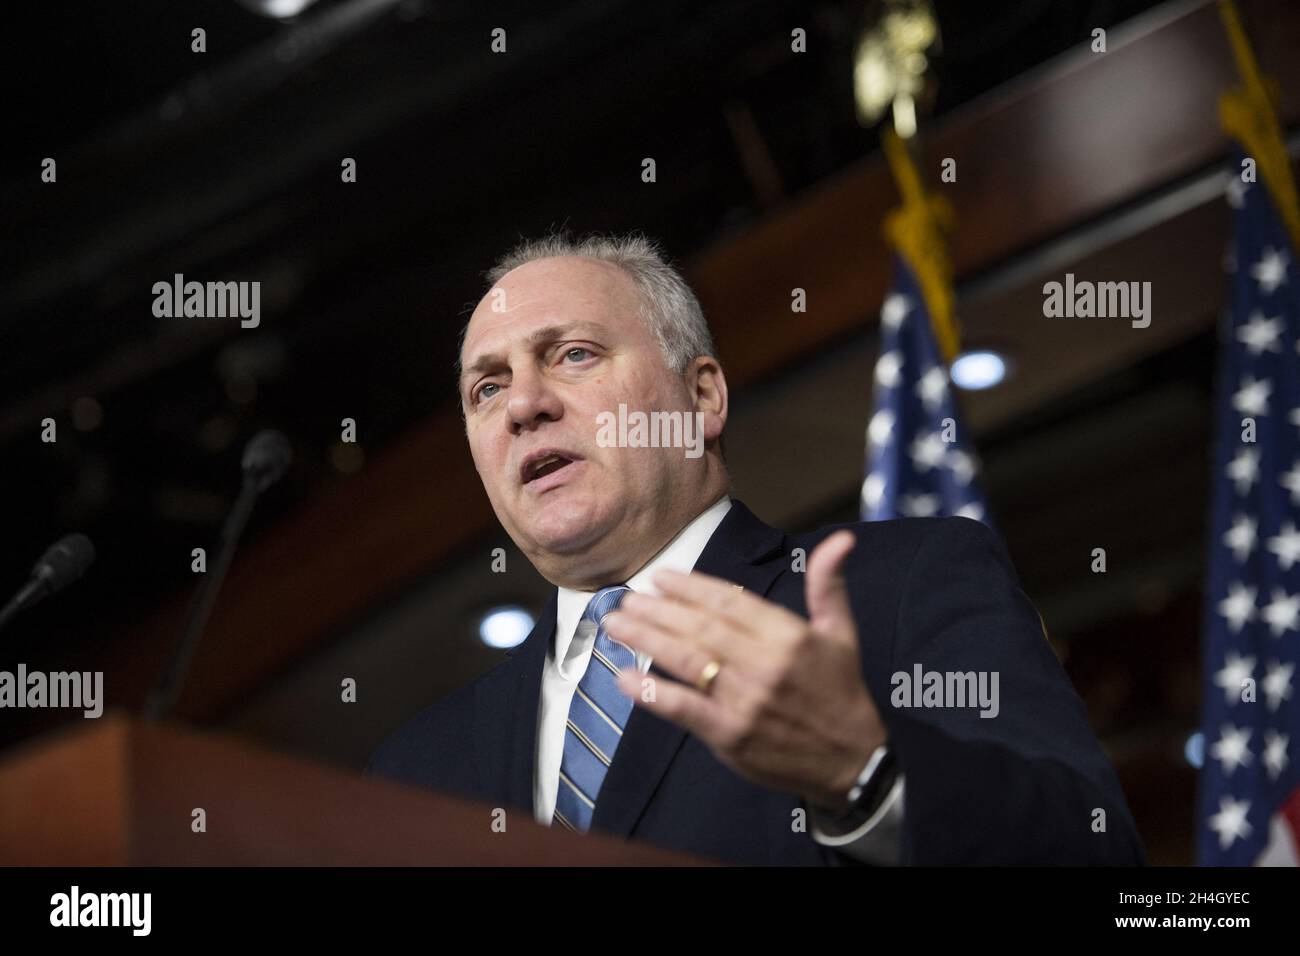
<box><xmin>367</xmin><ymin>234</ymin><xmax>1145</xmax><ymax>866</ymax></box>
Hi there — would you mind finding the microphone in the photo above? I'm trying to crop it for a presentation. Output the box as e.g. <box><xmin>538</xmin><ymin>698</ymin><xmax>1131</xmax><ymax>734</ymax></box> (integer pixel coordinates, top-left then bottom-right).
<box><xmin>144</xmin><ymin>429</ymin><xmax>292</xmax><ymax>720</ymax></box>
<box><xmin>241</xmin><ymin>428</ymin><xmax>292</xmax><ymax>493</ymax></box>
<box><xmin>0</xmin><ymin>534</ymin><xmax>96</xmax><ymax>633</ymax></box>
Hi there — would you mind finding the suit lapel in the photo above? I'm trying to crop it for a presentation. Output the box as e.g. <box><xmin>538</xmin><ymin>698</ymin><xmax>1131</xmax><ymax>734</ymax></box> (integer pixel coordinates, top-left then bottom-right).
<box><xmin>589</xmin><ymin>500</ymin><xmax>786</xmax><ymax>837</ymax></box>
<box><xmin>474</xmin><ymin>592</ymin><xmax>554</xmax><ymax>815</ymax></box>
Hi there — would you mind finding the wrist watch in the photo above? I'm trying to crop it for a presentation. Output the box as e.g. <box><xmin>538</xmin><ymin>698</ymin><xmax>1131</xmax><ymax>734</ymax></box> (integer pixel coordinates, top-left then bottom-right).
<box><xmin>827</xmin><ymin>743</ymin><xmax>897</xmax><ymax>822</ymax></box>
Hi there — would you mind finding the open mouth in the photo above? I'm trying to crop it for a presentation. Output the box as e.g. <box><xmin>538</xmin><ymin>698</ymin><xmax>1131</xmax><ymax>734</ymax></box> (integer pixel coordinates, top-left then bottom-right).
<box><xmin>521</xmin><ymin>452</ymin><xmax>578</xmax><ymax>485</ymax></box>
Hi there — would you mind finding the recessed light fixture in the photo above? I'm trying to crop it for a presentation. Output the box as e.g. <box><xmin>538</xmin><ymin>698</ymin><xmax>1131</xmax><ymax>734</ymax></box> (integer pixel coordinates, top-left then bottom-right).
<box><xmin>478</xmin><ymin>605</ymin><xmax>535</xmax><ymax>649</ymax></box>
<box><xmin>950</xmin><ymin>349</ymin><xmax>1008</xmax><ymax>390</ymax></box>
<box><xmin>235</xmin><ymin>0</ymin><xmax>320</xmax><ymax>20</ymax></box>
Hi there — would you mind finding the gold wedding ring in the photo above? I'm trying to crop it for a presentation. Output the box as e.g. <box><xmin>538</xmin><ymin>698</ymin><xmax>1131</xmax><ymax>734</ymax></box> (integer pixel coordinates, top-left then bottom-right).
<box><xmin>696</xmin><ymin>659</ymin><xmax>722</xmax><ymax>695</ymax></box>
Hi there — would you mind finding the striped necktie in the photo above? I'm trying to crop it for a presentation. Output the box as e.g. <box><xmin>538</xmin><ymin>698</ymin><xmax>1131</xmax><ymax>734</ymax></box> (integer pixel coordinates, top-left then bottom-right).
<box><xmin>553</xmin><ymin>585</ymin><xmax>634</xmax><ymax>833</ymax></box>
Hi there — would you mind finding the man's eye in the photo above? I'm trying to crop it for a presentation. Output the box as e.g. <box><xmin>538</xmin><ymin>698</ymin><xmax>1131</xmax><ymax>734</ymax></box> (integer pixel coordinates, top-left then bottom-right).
<box><xmin>564</xmin><ymin>347</ymin><xmax>591</xmax><ymax>363</ymax></box>
<box><xmin>477</xmin><ymin>382</ymin><xmax>500</xmax><ymax>401</ymax></box>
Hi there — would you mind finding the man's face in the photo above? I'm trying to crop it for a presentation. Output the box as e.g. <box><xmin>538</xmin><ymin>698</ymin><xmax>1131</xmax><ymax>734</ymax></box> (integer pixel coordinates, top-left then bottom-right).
<box><xmin>459</xmin><ymin>256</ymin><xmax>717</xmax><ymax>586</ymax></box>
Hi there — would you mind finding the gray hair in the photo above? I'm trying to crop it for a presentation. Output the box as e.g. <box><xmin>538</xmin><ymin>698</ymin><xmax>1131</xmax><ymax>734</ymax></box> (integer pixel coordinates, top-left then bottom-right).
<box><xmin>479</xmin><ymin>232</ymin><xmax>715</xmax><ymax>375</ymax></box>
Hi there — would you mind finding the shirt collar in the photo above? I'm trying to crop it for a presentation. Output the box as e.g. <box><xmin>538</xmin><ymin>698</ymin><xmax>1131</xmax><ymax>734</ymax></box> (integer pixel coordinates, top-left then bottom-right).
<box><xmin>554</xmin><ymin>495</ymin><xmax>733</xmax><ymax>664</ymax></box>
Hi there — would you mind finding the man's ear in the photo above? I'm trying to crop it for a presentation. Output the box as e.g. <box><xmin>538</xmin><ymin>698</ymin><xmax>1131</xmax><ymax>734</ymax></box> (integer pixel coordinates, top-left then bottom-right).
<box><xmin>686</xmin><ymin>355</ymin><xmax>728</xmax><ymax>443</ymax></box>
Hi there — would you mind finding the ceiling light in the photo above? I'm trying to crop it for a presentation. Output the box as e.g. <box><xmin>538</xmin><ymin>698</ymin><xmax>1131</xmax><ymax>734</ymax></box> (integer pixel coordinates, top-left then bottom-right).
<box><xmin>235</xmin><ymin>0</ymin><xmax>320</xmax><ymax>20</ymax></box>
<box><xmin>950</xmin><ymin>349</ymin><xmax>1007</xmax><ymax>390</ymax></box>
<box><xmin>478</xmin><ymin>606</ymin><xmax>535</xmax><ymax>649</ymax></box>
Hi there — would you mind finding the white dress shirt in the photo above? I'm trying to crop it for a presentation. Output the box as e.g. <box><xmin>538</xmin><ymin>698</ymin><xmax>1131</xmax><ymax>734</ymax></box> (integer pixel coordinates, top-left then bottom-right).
<box><xmin>532</xmin><ymin>495</ymin><xmax>904</xmax><ymax>863</ymax></box>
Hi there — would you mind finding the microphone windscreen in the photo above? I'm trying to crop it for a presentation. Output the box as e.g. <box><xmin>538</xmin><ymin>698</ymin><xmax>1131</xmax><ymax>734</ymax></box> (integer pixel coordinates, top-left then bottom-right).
<box><xmin>32</xmin><ymin>533</ymin><xmax>96</xmax><ymax>593</ymax></box>
<box><xmin>241</xmin><ymin>429</ymin><xmax>292</xmax><ymax>492</ymax></box>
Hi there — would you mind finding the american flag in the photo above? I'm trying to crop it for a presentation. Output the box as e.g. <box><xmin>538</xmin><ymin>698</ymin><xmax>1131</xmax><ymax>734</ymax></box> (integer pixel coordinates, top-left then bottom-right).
<box><xmin>1197</xmin><ymin>153</ymin><xmax>1300</xmax><ymax>865</ymax></box>
<box><xmin>860</xmin><ymin>256</ymin><xmax>989</xmax><ymax>524</ymax></box>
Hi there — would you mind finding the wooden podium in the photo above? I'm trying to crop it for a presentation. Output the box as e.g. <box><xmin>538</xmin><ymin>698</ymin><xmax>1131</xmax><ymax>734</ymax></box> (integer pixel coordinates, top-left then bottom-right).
<box><xmin>0</xmin><ymin>714</ymin><xmax>710</xmax><ymax>866</ymax></box>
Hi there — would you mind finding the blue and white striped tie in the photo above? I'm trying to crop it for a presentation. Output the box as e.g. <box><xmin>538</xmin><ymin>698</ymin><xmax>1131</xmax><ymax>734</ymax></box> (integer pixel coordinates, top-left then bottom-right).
<box><xmin>553</xmin><ymin>585</ymin><xmax>635</xmax><ymax>833</ymax></box>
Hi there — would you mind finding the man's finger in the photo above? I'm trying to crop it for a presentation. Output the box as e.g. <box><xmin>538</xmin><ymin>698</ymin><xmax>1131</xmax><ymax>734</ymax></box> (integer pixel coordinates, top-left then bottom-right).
<box><xmin>804</xmin><ymin>529</ymin><xmax>857</xmax><ymax>638</ymax></box>
<box><xmin>649</xmin><ymin>568</ymin><xmax>799</xmax><ymax>635</ymax></box>
<box><xmin>615</xmin><ymin>667</ymin><xmax>727</xmax><ymax>743</ymax></box>
<box><xmin>604</xmin><ymin>609</ymin><xmax>741</xmax><ymax>701</ymax></box>
<box><xmin>617</xmin><ymin>591</ymin><xmax>751</xmax><ymax>663</ymax></box>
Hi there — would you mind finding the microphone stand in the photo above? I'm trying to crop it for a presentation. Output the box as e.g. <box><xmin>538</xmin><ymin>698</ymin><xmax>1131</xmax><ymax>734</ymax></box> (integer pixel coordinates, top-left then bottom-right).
<box><xmin>143</xmin><ymin>480</ymin><xmax>260</xmax><ymax>720</ymax></box>
<box><xmin>0</xmin><ymin>582</ymin><xmax>41</xmax><ymax>633</ymax></box>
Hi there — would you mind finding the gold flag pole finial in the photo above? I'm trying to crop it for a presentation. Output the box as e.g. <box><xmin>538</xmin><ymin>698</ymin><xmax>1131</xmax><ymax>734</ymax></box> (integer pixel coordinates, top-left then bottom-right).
<box><xmin>881</xmin><ymin>126</ymin><xmax>961</xmax><ymax>364</ymax></box>
<box><xmin>1218</xmin><ymin>0</ymin><xmax>1300</xmax><ymax>251</ymax></box>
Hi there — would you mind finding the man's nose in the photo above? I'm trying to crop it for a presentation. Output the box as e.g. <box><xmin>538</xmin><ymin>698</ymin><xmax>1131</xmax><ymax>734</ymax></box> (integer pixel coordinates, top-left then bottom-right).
<box><xmin>507</xmin><ymin>367</ymin><xmax>564</xmax><ymax>432</ymax></box>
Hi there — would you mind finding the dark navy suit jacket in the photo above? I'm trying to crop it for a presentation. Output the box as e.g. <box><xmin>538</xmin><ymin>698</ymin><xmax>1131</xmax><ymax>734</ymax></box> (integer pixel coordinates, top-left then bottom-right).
<box><xmin>367</xmin><ymin>500</ymin><xmax>1146</xmax><ymax>866</ymax></box>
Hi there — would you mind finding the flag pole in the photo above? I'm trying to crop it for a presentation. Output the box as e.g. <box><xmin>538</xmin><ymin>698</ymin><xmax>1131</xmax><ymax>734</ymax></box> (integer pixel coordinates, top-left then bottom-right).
<box><xmin>1218</xmin><ymin>0</ymin><xmax>1300</xmax><ymax>251</ymax></box>
<box><xmin>881</xmin><ymin>125</ymin><xmax>962</xmax><ymax>364</ymax></box>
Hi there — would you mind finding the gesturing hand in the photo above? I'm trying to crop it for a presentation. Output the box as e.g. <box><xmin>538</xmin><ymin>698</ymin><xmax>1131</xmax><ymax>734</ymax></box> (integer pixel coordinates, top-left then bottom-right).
<box><xmin>604</xmin><ymin>530</ymin><xmax>886</xmax><ymax>810</ymax></box>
